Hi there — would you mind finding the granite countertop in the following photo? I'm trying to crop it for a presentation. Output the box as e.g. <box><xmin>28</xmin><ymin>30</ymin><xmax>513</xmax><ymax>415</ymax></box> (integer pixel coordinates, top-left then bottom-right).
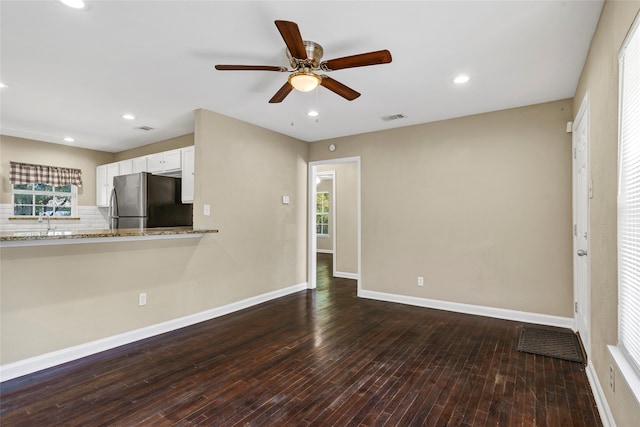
<box><xmin>0</xmin><ymin>226</ymin><xmax>218</xmax><ymax>244</ymax></box>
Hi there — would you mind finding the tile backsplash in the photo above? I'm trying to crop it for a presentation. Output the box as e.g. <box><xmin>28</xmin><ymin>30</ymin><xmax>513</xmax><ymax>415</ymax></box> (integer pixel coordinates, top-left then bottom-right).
<box><xmin>0</xmin><ymin>204</ymin><xmax>109</xmax><ymax>231</ymax></box>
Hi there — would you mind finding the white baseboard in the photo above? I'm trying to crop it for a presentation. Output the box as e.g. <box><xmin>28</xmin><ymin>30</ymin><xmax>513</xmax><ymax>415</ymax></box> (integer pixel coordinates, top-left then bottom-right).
<box><xmin>334</xmin><ymin>271</ymin><xmax>359</xmax><ymax>280</ymax></box>
<box><xmin>0</xmin><ymin>282</ymin><xmax>308</xmax><ymax>383</ymax></box>
<box><xmin>316</xmin><ymin>249</ymin><xmax>334</xmax><ymax>254</ymax></box>
<box><xmin>585</xmin><ymin>362</ymin><xmax>615</xmax><ymax>427</ymax></box>
<box><xmin>358</xmin><ymin>289</ymin><xmax>574</xmax><ymax>329</ymax></box>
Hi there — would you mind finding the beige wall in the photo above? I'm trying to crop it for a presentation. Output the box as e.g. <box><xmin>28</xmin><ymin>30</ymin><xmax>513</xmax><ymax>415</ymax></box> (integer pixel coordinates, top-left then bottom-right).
<box><xmin>113</xmin><ymin>133</ymin><xmax>194</xmax><ymax>161</ymax></box>
<box><xmin>0</xmin><ymin>135</ymin><xmax>114</xmax><ymax>205</ymax></box>
<box><xmin>573</xmin><ymin>1</ymin><xmax>640</xmax><ymax>425</ymax></box>
<box><xmin>0</xmin><ymin>110</ymin><xmax>308</xmax><ymax>364</ymax></box>
<box><xmin>334</xmin><ymin>162</ymin><xmax>358</xmax><ymax>276</ymax></box>
<box><xmin>192</xmin><ymin>108</ymin><xmax>308</xmax><ymax>299</ymax></box>
<box><xmin>310</xmin><ymin>99</ymin><xmax>574</xmax><ymax>317</ymax></box>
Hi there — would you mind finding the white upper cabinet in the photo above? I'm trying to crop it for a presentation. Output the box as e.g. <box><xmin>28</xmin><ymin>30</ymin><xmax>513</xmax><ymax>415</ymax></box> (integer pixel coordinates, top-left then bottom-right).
<box><xmin>147</xmin><ymin>149</ymin><xmax>181</xmax><ymax>174</ymax></box>
<box><xmin>181</xmin><ymin>146</ymin><xmax>195</xmax><ymax>203</ymax></box>
<box><xmin>96</xmin><ymin>162</ymin><xmax>120</xmax><ymax>207</ymax></box>
<box><xmin>118</xmin><ymin>159</ymin><xmax>133</xmax><ymax>176</ymax></box>
<box><xmin>132</xmin><ymin>156</ymin><xmax>147</xmax><ymax>173</ymax></box>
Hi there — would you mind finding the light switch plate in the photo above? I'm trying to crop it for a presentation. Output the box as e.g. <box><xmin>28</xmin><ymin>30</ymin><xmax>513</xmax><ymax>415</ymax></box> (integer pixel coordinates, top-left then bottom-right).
<box><xmin>282</xmin><ymin>196</ymin><xmax>290</xmax><ymax>205</ymax></box>
<box><xmin>203</xmin><ymin>204</ymin><xmax>211</xmax><ymax>216</ymax></box>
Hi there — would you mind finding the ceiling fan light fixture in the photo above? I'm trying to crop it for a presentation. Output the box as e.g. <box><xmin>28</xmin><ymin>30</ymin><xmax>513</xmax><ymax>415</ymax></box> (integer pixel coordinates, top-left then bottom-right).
<box><xmin>59</xmin><ymin>0</ymin><xmax>86</xmax><ymax>9</ymax></box>
<box><xmin>453</xmin><ymin>74</ymin><xmax>470</xmax><ymax>84</ymax></box>
<box><xmin>289</xmin><ymin>72</ymin><xmax>320</xmax><ymax>92</ymax></box>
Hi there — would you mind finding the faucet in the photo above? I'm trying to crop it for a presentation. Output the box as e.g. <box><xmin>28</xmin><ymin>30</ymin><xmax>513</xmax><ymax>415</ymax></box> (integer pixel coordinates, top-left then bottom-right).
<box><xmin>39</xmin><ymin>211</ymin><xmax>53</xmax><ymax>231</ymax></box>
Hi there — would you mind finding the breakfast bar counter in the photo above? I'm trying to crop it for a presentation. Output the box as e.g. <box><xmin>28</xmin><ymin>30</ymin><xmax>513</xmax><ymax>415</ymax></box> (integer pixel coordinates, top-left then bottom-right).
<box><xmin>0</xmin><ymin>227</ymin><xmax>218</xmax><ymax>247</ymax></box>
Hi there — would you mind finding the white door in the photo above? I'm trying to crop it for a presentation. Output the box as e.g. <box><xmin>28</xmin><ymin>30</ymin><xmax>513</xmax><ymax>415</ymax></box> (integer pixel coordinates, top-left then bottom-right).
<box><xmin>573</xmin><ymin>94</ymin><xmax>590</xmax><ymax>356</ymax></box>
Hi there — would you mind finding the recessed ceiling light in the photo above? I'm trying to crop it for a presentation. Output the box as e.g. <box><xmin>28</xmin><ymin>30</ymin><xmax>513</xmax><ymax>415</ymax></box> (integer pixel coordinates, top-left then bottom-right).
<box><xmin>0</xmin><ymin>82</ymin><xmax>8</xmax><ymax>88</ymax></box>
<box><xmin>122</xmin><ymin>114</ymin><xmax>135</xmax><ymax>120</ymax></box>
<box><xmin>64</xmin><ymin>137</ymin><xmax>75</xmax><ymax>142</ymax></box>
<box><xmin>59</xmin><ymin>0</ymin><xmax>86</xmax><ymax>9</ymax></box>
<box><xmin>307</xmin><ymin>110</ymin><xmax>319</xmax><ymax>117</ymax></box>
<box><xmin>453</xmin><ymin>74</ymin><xmax>470</xmax><ymax>84</ymax></box>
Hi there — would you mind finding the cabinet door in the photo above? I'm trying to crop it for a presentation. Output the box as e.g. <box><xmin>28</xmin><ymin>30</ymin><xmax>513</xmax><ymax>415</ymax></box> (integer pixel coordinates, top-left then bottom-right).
<box><xmin>119</xmin><ymin>159</ymin><xmax>133</xmax><ymax>176</ymax></box>
<box><xmin>146</xmin><ymin>153</ymin><xmax>164</xmax><ymax>173</ymax></box>
<box><xmin>96</xmin><ymin>163</ymin><xmax>119</xmax><ymax>207</ymax></box>
<box><xmin>96</xmin><ymin>165</ymin><xmax>108</xmax><ymax>207</ymax></box>
<box><xmin>106</xmin><ymin>163</ymin><xmax>120</xmax><ymax>205</ymax></box>
<box><xmin>132</xmin><ymin>156</ymin><xmax>147</xmax><ymax>173</ymax></box>
<box><xmin>163</xmin><ymin>149</ymin><xmax>182</xmax><ymax>172</ymax></box>
<box><xmin>181</xmin><ymin>146</ymin><xmax>195</xmax><ymax>203</ymax></box>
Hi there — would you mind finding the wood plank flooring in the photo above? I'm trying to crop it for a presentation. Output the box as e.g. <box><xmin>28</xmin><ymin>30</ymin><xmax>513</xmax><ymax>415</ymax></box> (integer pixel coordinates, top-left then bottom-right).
<box><xmin>0</xmin><ymin>254</ymin><xmax>602</xmax><ymax>426</ymax></box>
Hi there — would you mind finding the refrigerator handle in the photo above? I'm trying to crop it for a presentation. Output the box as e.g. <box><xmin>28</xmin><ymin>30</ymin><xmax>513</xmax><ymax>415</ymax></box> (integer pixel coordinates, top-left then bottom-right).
<box><xmin>108</xmin><ymin>187</ymin><xmax>118</xmax><ymax>229</ymax></box>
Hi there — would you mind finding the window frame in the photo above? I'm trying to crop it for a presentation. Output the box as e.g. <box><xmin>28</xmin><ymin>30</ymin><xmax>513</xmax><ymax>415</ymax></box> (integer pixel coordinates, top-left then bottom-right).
<box><xmin>316</xmin><ymin>191</ymin><xmax>330</xmax><ymax>237</ymax></box>
<box><xmin>611</xmin><ymin>9</ymin><xmax>640</xmax><ymax>405</ymax></box>
<box><xmin>11</xmin><ymin>183</ymin><xmax>78</xmax><ymax>218</ymax></box>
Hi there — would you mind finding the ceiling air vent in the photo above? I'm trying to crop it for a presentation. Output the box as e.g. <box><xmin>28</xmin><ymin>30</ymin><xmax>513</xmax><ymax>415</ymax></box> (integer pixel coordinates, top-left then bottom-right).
<box><xmin>135</xmin><ymin>125</ymin><xmax>154</xmax><ymax>131</ymax></box>
<box><xmin>380</xmin><ymin>113</ymin><xmax>407</xmax><ymax>122</ymax></box>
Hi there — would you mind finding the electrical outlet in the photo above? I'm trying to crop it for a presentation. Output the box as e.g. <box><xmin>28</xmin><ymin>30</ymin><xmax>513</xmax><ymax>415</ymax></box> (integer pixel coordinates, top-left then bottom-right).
<box><xmin>139</xmin><ymin>292</ymin><xmax>147</xmax><ymax>306</ymax></box>
<box><xmin>203</xmin><ymin>204</ymin><xmax>211</xmax><ymax>216</ymax></box>
<box><xmin>609</xmin><ymin>366</ymin><xmax>615</xmax><ymax>391</ymax></box>
<box><xmin>417</xmin><ymin>276</ymin><xmax>424</xmax><ymax>287</ymax></box>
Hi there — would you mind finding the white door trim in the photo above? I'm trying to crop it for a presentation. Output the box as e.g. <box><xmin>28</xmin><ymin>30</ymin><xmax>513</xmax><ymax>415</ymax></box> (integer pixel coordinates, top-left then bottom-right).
<box><xmin>308</xmin><ymin>157</ymin><xmax>361</xmax><ymax>292</ymax></box>
<box><xmin>573</xmin><ymin>91</ymin><xmax>591</xmax><ymax>357</ymax></box>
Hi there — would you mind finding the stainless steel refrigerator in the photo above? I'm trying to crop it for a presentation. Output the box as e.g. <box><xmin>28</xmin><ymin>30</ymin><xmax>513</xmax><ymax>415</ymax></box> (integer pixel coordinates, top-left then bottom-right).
<box><xmin>109</xmin><ymin>172</ymin><xmax>193</xmax><ymax>229</ymax></box>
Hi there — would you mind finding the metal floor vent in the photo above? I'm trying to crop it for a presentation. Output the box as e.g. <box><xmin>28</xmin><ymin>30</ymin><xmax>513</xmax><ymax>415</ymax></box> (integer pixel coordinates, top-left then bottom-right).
<box><xmin>380</xmin><ymin>113</ymin><xmax>407</xmax><ymax>122</ymax></box>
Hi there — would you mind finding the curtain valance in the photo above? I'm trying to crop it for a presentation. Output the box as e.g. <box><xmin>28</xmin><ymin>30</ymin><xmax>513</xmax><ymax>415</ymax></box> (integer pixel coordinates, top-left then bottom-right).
<box><xmin>9</xmin><ymin>161</ymin><xmax>83</xmax><ymax>187</ymax></box>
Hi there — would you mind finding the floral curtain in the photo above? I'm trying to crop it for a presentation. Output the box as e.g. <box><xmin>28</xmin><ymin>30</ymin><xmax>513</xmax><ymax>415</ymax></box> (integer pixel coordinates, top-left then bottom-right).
<box><xmin>9</xmin><ymin>161</ymin><xmax>83</xmax><ymax>187</ymax></box>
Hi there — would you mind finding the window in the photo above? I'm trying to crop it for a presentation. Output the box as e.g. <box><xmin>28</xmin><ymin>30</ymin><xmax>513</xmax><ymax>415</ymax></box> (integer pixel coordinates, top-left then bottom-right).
<box><xmin>316</xmin><ymin>191</ymin><xmax>329</xmax><ymax>236</ymax></box>
<box><xmin>9</xmin><ymin>161</ymin><xmax>82</xmax><ymax>218</ymax></box>
<box><xmin>616</xmin><ymin>11</ymin><xmax>640</xmax><ymax>397</ymax></box>
<box><xmin>13</xmin><ymin>183</ymin><xmax>76</xmax><ymax>217</ymax></box>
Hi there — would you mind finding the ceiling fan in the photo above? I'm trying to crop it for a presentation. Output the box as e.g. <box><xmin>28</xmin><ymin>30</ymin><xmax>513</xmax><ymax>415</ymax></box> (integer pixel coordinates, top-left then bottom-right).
<box><xmin>215</xmin><ymin>20</ymin><xmax>392</xmax><ymax>103</ymax></box>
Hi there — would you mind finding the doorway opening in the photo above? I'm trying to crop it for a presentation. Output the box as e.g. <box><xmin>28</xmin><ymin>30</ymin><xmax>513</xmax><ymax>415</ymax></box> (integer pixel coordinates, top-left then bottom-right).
<box><xmin>308</xmin><ymin>157</ymin><xmax>361</xmax><ymax>293</ymax></box>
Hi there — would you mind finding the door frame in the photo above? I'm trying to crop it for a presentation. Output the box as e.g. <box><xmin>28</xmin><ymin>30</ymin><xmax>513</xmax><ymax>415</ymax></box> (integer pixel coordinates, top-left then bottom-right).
<box><xmin>572</xmin><ymin>91</ymin><xmax>591</xmax><ymax>357</ymax></box>
<box><xmin>308</xmin><ymin>157</ymin><xmax>361</xmax><ymax>291</ymax></box>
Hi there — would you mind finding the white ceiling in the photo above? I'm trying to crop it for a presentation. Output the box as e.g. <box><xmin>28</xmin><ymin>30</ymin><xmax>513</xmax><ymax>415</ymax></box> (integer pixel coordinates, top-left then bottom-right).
<box><xmin>0</xmin><ymin>0</ymin><xmax>603</xmax><ymax>153</ymax></box>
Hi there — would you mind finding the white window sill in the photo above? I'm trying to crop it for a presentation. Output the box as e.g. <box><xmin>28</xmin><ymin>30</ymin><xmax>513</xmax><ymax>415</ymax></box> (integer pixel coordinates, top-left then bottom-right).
<box><xmin>317</xmin><ymin>234</ymin><xmax>330</xmax><ymax>238</ymax></box>
<box><xmin>608</xmin><ymin>345</ymin><xmax>640</xmax><ymax>405</ymax></box>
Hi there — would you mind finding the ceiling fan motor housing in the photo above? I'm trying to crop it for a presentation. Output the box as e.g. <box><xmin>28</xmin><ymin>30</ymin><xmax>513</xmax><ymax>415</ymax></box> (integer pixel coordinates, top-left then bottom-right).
<box><xmin>287</xmin><ymin>40</ymin><xmax>323</xmax><ymax>69</ymax></box>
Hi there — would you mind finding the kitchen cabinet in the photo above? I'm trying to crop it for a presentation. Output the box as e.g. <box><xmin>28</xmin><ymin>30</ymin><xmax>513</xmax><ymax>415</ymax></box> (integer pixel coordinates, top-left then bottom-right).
<box><xmin>96</xmin><ymin>162</ymin><xmax>120</xmax><ymax>207</ymax></box>
<box><xmin>147</xmin><ymin>149</ymin><xmax>181</xmax><ymax>174</ymax></box>
<box><xmin>132</xmin><ymin>156</ymin><xmax>147</xmax><ymax>173</ymax></box>
<box><xmin>118</xmin><ymin>159</ymin><xmax>133</xmax><ymax>175</ymax></box>
<box><xmin>181</xmin><ymin>146</ymin><xmax>195</xmax><ymax>203</ymax></box>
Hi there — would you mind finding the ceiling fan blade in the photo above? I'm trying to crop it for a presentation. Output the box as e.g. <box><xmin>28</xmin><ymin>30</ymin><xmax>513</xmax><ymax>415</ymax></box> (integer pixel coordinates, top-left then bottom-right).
<box><xmin>269</xmin><ymin>82</ymin><xmax>294</xmax><ymax>103</ymax></box>
<box><xmin>215</xmin><ymin>65</ymin><xmax>288</xmax><ymax>72</ymax></box>
<box><xmin>320</xmin><ymin>76</ymin><xmax>361</xmax><ymax>101</ymax></box>
<box><xmin>275</xmin><ymin>20</ymin><xmax>307</xmax><ymax>60</ymax></box>
<box><xmin>321</xmin><ymin>50</ymin><xmax>392</xmax><ymax>71</ymax></box>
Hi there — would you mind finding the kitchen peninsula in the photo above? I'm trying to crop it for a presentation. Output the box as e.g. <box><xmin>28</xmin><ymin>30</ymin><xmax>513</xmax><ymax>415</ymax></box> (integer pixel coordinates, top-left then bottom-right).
<box><xmin>0</xmin><ymin>226</ymin><xmax>218</xmax><ymax>247</ymax></box>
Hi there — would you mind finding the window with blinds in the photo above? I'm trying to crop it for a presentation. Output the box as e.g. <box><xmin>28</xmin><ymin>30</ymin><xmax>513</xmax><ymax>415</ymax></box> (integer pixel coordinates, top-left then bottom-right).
<box><xmin>618</xmin><ymin>12</ymin><xmax>640</xmax><ymax>381</ymax></box>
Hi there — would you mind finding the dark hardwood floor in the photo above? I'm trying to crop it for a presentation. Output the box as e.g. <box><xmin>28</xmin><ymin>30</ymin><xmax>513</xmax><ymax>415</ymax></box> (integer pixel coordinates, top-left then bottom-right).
<box><xmin>1</xmin><ymin>254</ymin><xmax>602</xmax><ymax>426</ymax></box>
